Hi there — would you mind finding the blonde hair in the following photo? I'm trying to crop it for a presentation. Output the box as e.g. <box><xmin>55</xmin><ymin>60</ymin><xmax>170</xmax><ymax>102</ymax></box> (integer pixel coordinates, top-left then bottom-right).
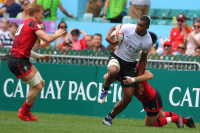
<box><xmin>27</xmin><ymin>4</ymin><xmax>44</xmax><ymax>17</ymax></box>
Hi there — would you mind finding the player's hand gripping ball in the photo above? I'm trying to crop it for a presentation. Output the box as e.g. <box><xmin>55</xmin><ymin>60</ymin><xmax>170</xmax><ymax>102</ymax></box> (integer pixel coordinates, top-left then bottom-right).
<box><xmin>110</xmin><ymin>30</ymin><xmax>124</xmax><ymax>46</ymax></box>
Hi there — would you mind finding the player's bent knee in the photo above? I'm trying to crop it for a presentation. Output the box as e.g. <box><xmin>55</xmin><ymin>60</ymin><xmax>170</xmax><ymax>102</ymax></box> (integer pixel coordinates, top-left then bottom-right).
<box><xmin>108</xmin><ymin>59</ymin><xmax>120</xmax><ymax>72</ymax></box>
<box><xmin>25</xmin><ymin>76</ymin><xmax>40</xmax><ymax>88</ymax></box>
<box><xmin>123</xmin><ymin>96</ymin><xmax>132</xmax><ymax>103</ymax></box>
<box><xmin>33</xmin><ymin>83</ymin><xmax>43</xmax><ymax>91</ymax></box>
<box><xmin>41</xmin><ymin>80</ymin><xmax>45</xmax><ymax>87</ymax></box>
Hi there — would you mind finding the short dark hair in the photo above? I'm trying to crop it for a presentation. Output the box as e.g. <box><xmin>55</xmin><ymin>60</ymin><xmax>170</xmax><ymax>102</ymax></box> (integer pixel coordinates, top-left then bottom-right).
<box><xmin>93</xmin><ymin>33</ymin><xmax>102</xmax><ymax>38</ymax></box>
<box><xmin>139</xmin><ymin>15</ymin><xmax>150</xmax><ymax>26</ymax></box>
<box><xmin>195</xmin><ymin>46</ymin><xmax>200</xmax><ymax>51</ymax></box>
<box><xmin>58</xmin><ymin>21</ymin><xmax>67</xmax><ymax>29</ymax></box>
<box><xmin>71</xmin><ymin>29</ymin><xmax>80</xmax><ymax>35</ymax></box>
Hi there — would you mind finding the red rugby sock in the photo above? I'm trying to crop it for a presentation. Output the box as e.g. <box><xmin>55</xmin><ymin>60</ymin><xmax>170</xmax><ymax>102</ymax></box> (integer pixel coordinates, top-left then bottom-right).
<box><xmin>21</xmin><ymin>101</ymin><xmax>32</xmax><ymax>116</ymax></box>
<box><xmin>164</xmin><ymin>111</ymin><xmax>178</xmax><ymax>117</ymax></box>
<box><xmin>183</xmin><ymin>117</ymin><xmax>188</xmax><ymax>125</ymax></box>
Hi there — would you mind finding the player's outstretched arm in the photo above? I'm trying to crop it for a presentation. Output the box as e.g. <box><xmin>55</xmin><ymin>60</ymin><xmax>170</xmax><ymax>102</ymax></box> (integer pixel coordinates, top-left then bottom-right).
<box><xmin>30</xmin><ymin>51</ymin><xmax>50</xmax><ymax>60</ymax></box>
<box><xmin>123</xmin><ymin>70</ymin><xmax>154</xmax><ymax>85</ymax></box>
<box><xmin>36</xmin><ymin>28</ymin><xmax>65</xmax><ymax>43</ymax></box>
<box><xmin>138</xmin><ymin>51</ymin><xmax>148</xmax><ymax>76</ymax></box>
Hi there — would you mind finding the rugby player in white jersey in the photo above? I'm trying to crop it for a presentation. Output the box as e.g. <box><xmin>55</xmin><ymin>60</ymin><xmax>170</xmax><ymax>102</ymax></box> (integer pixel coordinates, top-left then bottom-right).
<box><xmin>98</xmin><ymin>15</ymin><xmax>152</xmax><ymax>125</ymax></box>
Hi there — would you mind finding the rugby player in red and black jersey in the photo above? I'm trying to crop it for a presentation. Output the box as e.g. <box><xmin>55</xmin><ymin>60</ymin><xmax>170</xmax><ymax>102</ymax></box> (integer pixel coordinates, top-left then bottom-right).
<box><xmin>8</xmin><ymin>4</ymin><xmax>65</xmax><ymax>121</ymax></box>
<box><xmin>102</xmin><ymin>65</ymin><xmax>196</xmax><ymax>128</ymax></box>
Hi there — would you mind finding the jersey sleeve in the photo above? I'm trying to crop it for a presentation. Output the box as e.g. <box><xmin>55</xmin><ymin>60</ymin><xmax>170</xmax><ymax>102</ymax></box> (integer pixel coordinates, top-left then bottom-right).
<box><xmin>120</xmin><ymin>23</ymin><xmax>136</xmax><ymax>34</ymax></box>
<box><xmin>143</xmin><ymin>40</ymin><xmax>152</xmax><ymax>53</ymax></box>
<box><xmin>28</xmin><ymin>21</ymin><xmax>42</xmax><ymax>32</ymax></box>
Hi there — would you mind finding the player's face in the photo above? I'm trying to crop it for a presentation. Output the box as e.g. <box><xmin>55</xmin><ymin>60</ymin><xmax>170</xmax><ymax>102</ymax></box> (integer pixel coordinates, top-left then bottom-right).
<box><xmin>136</xmin><ymin>20</ymin><xmax>148</xmax><ymax>33</ymax></box>
<box><xmin>36</xmin><ymin>9</ymin><xmax>44</xmax><ymax>24</ymax></box>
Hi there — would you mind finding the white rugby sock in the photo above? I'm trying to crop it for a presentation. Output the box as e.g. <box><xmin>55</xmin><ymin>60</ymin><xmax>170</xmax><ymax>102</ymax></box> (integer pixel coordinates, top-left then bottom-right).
<box><xmin>166</xmin><ymin>117</ymin><xmax>172</xmax><ymax>123</ymax></box>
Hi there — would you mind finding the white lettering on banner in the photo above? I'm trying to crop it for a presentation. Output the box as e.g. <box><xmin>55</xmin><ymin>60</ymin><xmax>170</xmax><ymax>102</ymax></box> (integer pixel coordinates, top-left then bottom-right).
<box><xmin>86</xmin><ymin>82</ymin><xmax>97</xmax><ymax>101</ymax></box>
<box><xmin>3</xmin><ymin>78</ymin><xmax>14</xmax><ymax>97</ymax></box>
<box><xmin>55</xmin><ymin>80</ymin><xmax>65</xmax><ymax>99</ymax></box>
<box><xmin>13</xmin><ymin>80</ymin><xmax>24</xmax><ymax>98</ymax></box>
<box><xmin>169</xmin><ymin>87</ymin><xmax>200</xmax><ymax>107</ymax></box>
<box><xmin>180</xmin><ymin>88</ymin><xmax>193</xmax><ymax>107</ymax></box>
<box><xmin>68</xmin><ymin>81</ymin><xmax>78</xmax><ymax>100</ymax></box>
<box><xmin>3</xmin><ymin>79</ymin><xmax>66</xmax><ymax>99</ymax></box>
<box><xmin>45</xmin><ymin>80</ymin><xmax>56</xmax><ymax>99</ymax></box>
<box><xmin>118</xmin><ymin>86</ymin><xmax>122</xmax><ymax>100</ymax></box>
<box><xmin>193</xmin><ymin>88</ymin><xmax>200</xmax><ymax>107</ymax></box>
<box><xmin>169</xmin><ymin>87</ymin><xmax>181</xmax><ymax>106</ymax></box>
<box><xmin>68</xmin><ymin>81</ymin><xmax>122</xmax><ymax>102</ymax></box>
<box><xmin>75</xmin><ymin>82</ymin><xmax>86</xmax><ymax>100</ymax></box>
<box><xmin>40</xmin><ymin>87</ymin><xmax>45</xmax><ymax>98</ymax></box>
<box><xmin>112</xmin><ymin>84</ymin><xmax>118</xmax><ymax>102</ymax></box>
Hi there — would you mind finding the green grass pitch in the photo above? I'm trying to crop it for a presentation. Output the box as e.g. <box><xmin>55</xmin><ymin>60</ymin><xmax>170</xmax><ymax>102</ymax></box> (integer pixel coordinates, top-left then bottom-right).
<box><xmin>0</xmin><ymin>111</ymin><xmax>199</xmax><ymax>133</ymax></box>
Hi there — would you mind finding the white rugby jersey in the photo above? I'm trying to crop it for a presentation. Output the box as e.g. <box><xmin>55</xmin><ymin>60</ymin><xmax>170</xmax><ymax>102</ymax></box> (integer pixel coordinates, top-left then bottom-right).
<box><xmin>114</xmin><ymin>23</ymin><xmax>152</xmax><ymax>62</ymax></box>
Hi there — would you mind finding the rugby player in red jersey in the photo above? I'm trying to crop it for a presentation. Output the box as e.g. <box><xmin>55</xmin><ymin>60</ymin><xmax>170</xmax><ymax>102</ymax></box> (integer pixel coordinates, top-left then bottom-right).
<box><xmin>103</xmin><ymin>65</ymin><xmax>196</xmax><ymax>128</ymax></box>
<box><xmin>8</xmin><ymin>4</ymin><xmax>65</xmax><ymax>121</ymax></box>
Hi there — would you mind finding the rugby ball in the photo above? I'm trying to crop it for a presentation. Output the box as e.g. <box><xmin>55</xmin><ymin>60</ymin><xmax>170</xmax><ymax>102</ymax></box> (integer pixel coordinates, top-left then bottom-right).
<box><xmin>111</xmin><ymin>30</ymin><xmax>124</xmax><ymax>46</ymax></box>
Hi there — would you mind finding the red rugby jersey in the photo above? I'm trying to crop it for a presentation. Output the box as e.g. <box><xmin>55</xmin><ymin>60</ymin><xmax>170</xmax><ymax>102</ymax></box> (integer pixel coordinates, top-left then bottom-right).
<box><xmin>11</xmin><ymin>18</ymin><xmax>42</xmax><ymax>58</ymax></box>
<box><xmin>133</xmin><ymin>81</ymin><xmax>156</xmax><ymax>103</ymax></box>
<box><xmin>115</xmin><ymin>63</ymin><xmax>156</xmax><ymax>103</ymax></box>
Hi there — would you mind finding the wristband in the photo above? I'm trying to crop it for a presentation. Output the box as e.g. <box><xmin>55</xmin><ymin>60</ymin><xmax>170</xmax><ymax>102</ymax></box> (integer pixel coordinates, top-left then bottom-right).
<box><xmin>126</xmin><ymin>76</ymin><xmax>135</xmax><ymax>83</ymax></box>
<box><xmin>30</xmin><ymin>51</ymin><xmax>41</xmax><ymax>59</ymax></box>
<box><xmin>130</xmin><ymin>78</ymin><xmax>135</xmax><ymax>83</ymax></box>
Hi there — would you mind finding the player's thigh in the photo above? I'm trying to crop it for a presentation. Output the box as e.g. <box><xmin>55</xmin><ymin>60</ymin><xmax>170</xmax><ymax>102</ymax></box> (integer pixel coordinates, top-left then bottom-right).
<box><xmin>31</xmin><ymin>65</ymin><xmax>44</xmax><ymax>86</ymax></box>
<box><xmin>122</xmin><ymin>87</ymin><xmax>135</xmax><ymax>100</ymax></box>
<box><xmin>158</xmin><ymin>110</ymin><xmax>166</xmax><ymax>118</ymax></box>
<box><xmin>31</xmin><ymin>65</ymin><xmax>38</xmax><ymax>74</ymax></box>
<box><xmin>20</xmin><ymin>71</ymin><xmax>35</xmax><ymax>82</ymax></box>
<box><xmin>145</xmin><ymin>113</ymin><xmax>159</xmax><ymax>126</ymax></box>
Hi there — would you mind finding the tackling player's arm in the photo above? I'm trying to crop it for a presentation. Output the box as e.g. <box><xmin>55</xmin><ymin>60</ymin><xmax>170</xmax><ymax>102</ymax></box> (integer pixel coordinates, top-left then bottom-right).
<box><xmin>106</xmin><ymin>25</ymin><xmax>122</xmax><ymax>45</ymax></box>
<box><xmin>35</xmin><ymin>28</ymin><xmax>65</xmax><ymax>43</ymax></box>
<box><xmin>138</xmin><ymin>51</ymin><xmax>148</xmax><ymax>76</ymax></box>
<box><xmin>30</xmin><ymin>51</ymin><xmax>50</xmax><ymax>60</ymax></box>
<box><xmin>123</xmin><ymin>70</ymin><xmax>154</xmax><ymax>85</ymax></box>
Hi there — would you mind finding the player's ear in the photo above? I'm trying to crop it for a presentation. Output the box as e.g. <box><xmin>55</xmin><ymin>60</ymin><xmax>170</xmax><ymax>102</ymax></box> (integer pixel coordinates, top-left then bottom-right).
<box><xmin>34</xmin><ymin>12</ymin><xmax>38</xmax><ymax>18</ymax></box>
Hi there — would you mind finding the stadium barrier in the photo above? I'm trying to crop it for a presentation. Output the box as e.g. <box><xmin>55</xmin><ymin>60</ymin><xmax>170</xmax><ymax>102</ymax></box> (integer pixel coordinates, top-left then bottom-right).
<box><xmin>1</xmin><ymin>49</ymin><xmax>200</xmax><ymax>71</ymax></box>
<box><xmin>0</xmin><ymin>61</ymin><xmax>200</xmax><ymax>122</ymax></box>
